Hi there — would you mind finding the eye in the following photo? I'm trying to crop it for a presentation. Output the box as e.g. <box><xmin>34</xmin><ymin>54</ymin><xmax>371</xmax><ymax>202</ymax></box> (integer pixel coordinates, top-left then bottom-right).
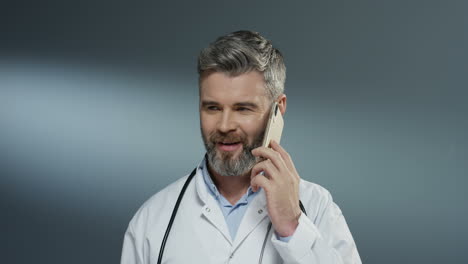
<box><xmin>237</xmin><ymin>107</ymin><xmax>251</xmax><ymax>112</ymax></box>
<box><xmin>207</xmin><ymin>105</ymin><xmax>220</xmax><ymax>111</ymax></box>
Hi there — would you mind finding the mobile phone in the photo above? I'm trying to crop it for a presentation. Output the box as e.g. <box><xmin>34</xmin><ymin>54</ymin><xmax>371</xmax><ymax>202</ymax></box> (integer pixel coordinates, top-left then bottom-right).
<box><xmin>261</xmin><ymin>102</ymin><xmax>284</xmax><ymax>148</ymax></box>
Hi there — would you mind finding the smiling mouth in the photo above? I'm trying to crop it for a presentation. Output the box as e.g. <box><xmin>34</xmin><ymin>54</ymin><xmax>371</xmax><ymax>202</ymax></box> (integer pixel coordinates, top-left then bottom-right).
<box><xmin>217</xmin><ymin>142</ymin><xmax>242</xmax><ymax>151</ymax></box>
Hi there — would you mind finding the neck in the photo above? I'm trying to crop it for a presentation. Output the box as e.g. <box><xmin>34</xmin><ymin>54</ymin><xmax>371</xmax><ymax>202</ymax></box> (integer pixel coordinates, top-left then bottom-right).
<box><xmin>206</xmin><ymin>162</ymin><xmax>251</xmax><ymax>205</ymax></box>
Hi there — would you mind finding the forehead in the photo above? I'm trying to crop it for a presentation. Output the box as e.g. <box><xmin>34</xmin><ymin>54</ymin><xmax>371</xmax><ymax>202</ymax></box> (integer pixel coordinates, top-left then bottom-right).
<box><xmin>200</xmin><ymin>71</ymin><xmax>269</xmax><ymax>105</ymax></box>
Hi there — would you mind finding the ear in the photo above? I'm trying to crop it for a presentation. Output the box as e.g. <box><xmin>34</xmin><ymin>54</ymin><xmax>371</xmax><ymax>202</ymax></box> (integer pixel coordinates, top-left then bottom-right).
<box><xmin>277</xmin><ymin>94</ymin><xmax>287</xmax><ymax>116</ymax></box>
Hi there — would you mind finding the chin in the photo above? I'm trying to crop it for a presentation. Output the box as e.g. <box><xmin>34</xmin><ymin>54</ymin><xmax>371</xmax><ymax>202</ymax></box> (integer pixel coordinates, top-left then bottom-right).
<box><xmin>217</xmin><ymin>148</ymin><xmax>241</xmax><ymax>159</ymax></box>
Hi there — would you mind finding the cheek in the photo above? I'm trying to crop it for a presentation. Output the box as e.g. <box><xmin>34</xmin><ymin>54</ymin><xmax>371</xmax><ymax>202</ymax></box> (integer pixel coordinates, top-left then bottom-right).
<box><xmin>200</xmin><ymin>124</ymin><xmax>211</xmax><ymax>140</ymax></box>
<box><xmin>200</xmin><ymin>114</ymin><xmax>214</xmax><ymax>132</ymax></box>
<box><xmin>241</xmin><ymin>116</ymin><xmax>268</xmax><ymax>137</ymax></box>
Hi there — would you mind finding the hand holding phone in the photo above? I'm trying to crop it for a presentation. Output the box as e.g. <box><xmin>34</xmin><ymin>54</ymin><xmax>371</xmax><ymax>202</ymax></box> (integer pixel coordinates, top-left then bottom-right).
<box><xmin>251</xmin><ymin>102</ymin><xmax>302</xmax><ymax>238</ymax></box>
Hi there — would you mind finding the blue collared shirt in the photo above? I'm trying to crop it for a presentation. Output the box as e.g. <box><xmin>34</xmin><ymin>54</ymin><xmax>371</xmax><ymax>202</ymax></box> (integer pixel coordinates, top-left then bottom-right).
<box><xmin>201</xmin><ymin>160</ymin><xmax>292</xmax><ymax>242</ymax></box>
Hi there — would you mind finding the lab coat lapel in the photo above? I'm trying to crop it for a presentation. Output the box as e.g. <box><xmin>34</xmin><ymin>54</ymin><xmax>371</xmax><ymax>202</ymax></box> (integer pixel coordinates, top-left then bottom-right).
<box><xmin>194</xmin><ymin>165</ymin><xmax>233</xmax><ymax>245</ymax></box>
<box><xmin>232</xmin><ymin>188</ymin><xmax>268</xmax><ymax>250</ymax></box>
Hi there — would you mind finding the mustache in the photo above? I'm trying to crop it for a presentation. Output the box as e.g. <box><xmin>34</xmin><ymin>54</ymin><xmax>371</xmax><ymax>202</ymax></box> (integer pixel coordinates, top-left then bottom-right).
<box><xmin>208</xmin><ymin>132</ymin><xmax>246</xmax><ymax>144</ymax></box>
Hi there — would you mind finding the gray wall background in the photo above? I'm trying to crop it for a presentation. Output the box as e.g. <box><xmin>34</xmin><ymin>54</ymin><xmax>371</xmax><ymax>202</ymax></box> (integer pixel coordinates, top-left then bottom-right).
<box><xmin>1</xmin><ymin>0</ymin><xmax>467</xmax><ymax>263</ymax></box>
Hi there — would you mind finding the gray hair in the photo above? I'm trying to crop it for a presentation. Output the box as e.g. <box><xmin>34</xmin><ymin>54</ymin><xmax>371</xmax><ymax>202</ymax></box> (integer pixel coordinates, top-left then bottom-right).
<box><xmin>197</xmin><ymin>30</ymin><xmax>286</xmax><ymax>101</ymax></box>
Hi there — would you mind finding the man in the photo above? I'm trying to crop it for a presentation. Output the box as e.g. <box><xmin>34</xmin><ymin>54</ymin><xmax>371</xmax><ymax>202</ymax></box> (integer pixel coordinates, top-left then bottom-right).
<box><xmin>121</xmin><ymin>30</ymin><xmax>361</xmax><ymax>264</ymax></box>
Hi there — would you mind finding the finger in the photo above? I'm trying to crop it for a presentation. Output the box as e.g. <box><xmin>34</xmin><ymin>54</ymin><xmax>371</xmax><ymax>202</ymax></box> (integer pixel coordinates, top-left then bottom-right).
<box><xmin>270</xmin><ymin>140</ymin><xmax>297</xmax><ymax>174</ymax></box>
<box><xmin>251</xmin><ymin>159</ymin><xmax>279</xmax><ymax>180</ymax></box>
<box><xmin>251</xmin><ymin>173</ymin><xmax>271</xmax><ymax>192</ymax></box>
<box><xmin>251</xmin><ymin>146</ymin><xmax>287</xmax><ymax>172</ymax></box>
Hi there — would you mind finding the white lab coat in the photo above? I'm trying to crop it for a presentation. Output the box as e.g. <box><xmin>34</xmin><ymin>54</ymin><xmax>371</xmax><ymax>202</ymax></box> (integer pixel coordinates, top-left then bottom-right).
<box><xmin>121</xmin><ymin>162</ymin><xmax>362</xmax><ymax>264</ymax></box>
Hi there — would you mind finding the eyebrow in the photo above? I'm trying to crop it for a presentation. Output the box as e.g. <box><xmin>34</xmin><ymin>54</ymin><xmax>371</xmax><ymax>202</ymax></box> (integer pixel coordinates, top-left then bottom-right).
<box><xmin>233</xmin><ymin>102</ymin><xmax>259</xmax><ymax>109</ymax></box>
<box><xmin>201</xmin><ymin>100</ymin><xmax>260</xmax><ymax>109</ymax></box>
<box><xmin>201</xmin><ymin>100</ymin><xmax>219</xmax><ymax>107</ymax></box>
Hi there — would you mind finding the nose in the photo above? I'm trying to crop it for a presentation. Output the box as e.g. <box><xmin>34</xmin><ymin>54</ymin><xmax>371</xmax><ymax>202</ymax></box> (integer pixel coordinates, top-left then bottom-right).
<box><xmin>217</xmin><ymin>110</ymin><xmax>238</xmax><ymax>133</ymax></box>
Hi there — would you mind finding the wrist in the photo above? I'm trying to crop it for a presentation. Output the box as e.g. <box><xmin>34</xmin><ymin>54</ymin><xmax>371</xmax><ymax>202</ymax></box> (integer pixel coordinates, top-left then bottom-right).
<box><xmin>276</xmin><ymin>218</ymin><xmax>299</xmax><ymax>237</ymax></box>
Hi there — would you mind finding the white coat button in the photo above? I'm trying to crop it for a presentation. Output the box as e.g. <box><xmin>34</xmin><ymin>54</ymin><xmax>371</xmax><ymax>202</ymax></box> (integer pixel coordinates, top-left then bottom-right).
<box><xmin>205</xmin><ymin>207</ymin><xmax>211</xmax><ymax>212</ymax></box>
<box><xmin>258</xmin><ymin>209</ymin><xmax>263</xmax><ymax>214</ymax></box>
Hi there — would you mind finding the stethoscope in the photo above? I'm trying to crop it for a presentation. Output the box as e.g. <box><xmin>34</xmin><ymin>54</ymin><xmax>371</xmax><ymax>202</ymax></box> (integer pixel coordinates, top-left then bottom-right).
<box><xmin>157</xmin><ymin>167</ymin><xmax>307</xmax><ymax>264</ymax></box>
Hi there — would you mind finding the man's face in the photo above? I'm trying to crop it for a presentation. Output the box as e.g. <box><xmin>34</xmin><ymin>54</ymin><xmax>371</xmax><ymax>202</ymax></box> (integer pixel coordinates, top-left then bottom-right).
<box><xmin>200</xmin><ymin>71</ymin><xmax>272</xmax><ymax>177</ymax></box>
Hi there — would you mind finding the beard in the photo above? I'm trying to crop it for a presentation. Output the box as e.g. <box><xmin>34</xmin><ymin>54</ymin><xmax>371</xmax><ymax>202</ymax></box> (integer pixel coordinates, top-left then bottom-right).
<box><xmin>201</xmin><ymin>128</ymin><xmax>265</xmax><ymax>177</ymax></box>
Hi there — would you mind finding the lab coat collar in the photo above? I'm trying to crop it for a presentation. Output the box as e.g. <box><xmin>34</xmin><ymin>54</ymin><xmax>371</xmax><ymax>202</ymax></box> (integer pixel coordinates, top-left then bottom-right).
<box><xmin>232</xmin><ymin>188</ymin><xmax>268</xmax><ymax>250</ymax></box>
<box><xmin>194</xmin><ymin>156</ymin><xmax>210</xmax><ymax>204</ymax></box>
<box><xmin>194</xmin><ymin>155</ymin><xmax>268</xmax><ymax>248</ymax></box>
<box><xmin>195</xmin><ymin>156</ymin><xmax>232</xmax><ymax>243</ymax></box>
